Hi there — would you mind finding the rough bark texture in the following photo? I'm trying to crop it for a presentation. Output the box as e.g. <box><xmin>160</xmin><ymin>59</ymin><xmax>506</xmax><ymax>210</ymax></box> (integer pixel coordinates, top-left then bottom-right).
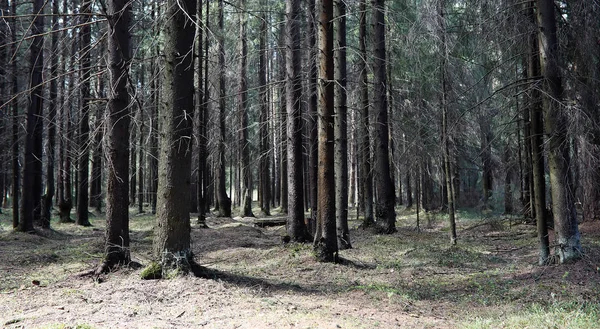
<box><xmin>372</xmin><ymin>0</ymin><xmax>396</xmax><ymax>234</ymax></box>
<box><xmin>104</xmin><ymin>0</ymin><xmax>132</xmax><ymax>268</ymax></box>
<box><xmin>537</xmin><ymin>0</ymin><xmax>581</xmax><ymax>263</ymax></box>
<box><xmin>238</xmin><ymin>0</ymin><xmax>253</xmax><ymax>218</ymax></box>
<box><xmin>154</xmin><ymin>0</ymin><xmax>196</xmax><ymax>272</ymax></box>
<box><xmin>215</xmin><ymin>0</ymin><xmax>231</xmax><ymax>218</ymax></box>
<box><xmin>359</xmin><ymin>0</ymin><xmax>374</xmax><ymax>227</ymax></box>
<box><xmin>526</xmin><ymin>1</ymin><xmax>550</xmax><ymax>265</ymax></box>
<box><xmin>20</xmin><ymin>0</ymin><xmax>45</xmax><ymax>232</ymax></box>
<box><xmin>314</xmin><ymin>0</ymin><xmax>338</xmax><ymax>262</ymax></box>
<box><xmin>76</xmin><ymin>0</ymin><xmax>92</xmax><ymax>227</ymax></box>
<box><xmin>334</xmin><ymin>0</ymin><xmax>350</xmax><ymax>250</ymax></box>
<box><xmin>286</xmin><ymin>0</ymin><xmax>309</xmax><ymax>242</ymax></box>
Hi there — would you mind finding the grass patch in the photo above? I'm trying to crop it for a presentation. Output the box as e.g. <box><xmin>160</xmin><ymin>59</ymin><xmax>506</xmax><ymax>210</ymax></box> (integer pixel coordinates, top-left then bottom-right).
<box><xmin>462</xmin><ymin>302</ymin><xmax>600</xmax><ymax>329</ymax></box>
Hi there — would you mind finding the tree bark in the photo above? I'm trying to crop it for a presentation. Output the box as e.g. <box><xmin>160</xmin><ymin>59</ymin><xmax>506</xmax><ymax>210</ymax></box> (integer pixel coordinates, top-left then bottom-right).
<box><xmin>359</xmin><ymin>0</ymin><xmax>374</xmax><ymax>227</ymax></box>
<box><xmin>372</xmin><ymin>0</ymin><xmax>396</xmax><ymax>234</ymax></box>
<box><xmin>537</xmin><ymin>0</ymin><xmax>581</xmax><ymax>263</ymax></box>
<box><xmin>286</xmin><ymin>0</ymin><xmax>310</xmax><ymax>242</ymax></box>
<box><xmin>76</xmin><ymin>0</ymin><xmax>92</xmax><ymax>227</ymax></box>
<box><xmin>526</xmin><ymin>1</ymin><xmax>550</xmax><ymax>264</ymax></box>
<box><xmin>102</xmin><ymin>0</ymin><xmax>132</xmax><ymax>269</ymax></box>
<box><xmin>306</xmin><ymin>0</ymin><xmax>318</xmax><ymax>233</ymax></box>
<box><xmin>238</xmin><ymin>0</ymin><xmax>253</xmax><ymax>218</ymax></box>
<box><xmin>215</xmin><ymin>0</ymin><xmax>231</xmax><ymax>218</ymax></box>
<box><xmin>258</xmin><ymin>0</ymin><xmax>271</xmax><ymax>216</ymax></box>
<box><xmin>314</xmin><ymin>0</ymin><xmax>337</xmax><ymax>261</ymax></box>
<box><xmin>334</xmin><ymin>0</ymin><xmax>350</xmax><ymax>250</ymax></box>
<box><xmin>154</xmin><ymin>0</ymin><xmax>196</xmax><ymax>272</ymax></box>
<box><xmin>19</xmin><ymin>0</ymin><xmax>45</xmax><ymax>232</ymax></box>
<box><xmin>440</xmin><ymin>0</ymin><xmax>456</xmax><ymax>244</ymax></box>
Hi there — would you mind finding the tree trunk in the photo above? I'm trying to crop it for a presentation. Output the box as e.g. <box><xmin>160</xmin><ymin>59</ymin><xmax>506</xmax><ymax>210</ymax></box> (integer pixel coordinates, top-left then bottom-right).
<box><xmin>41</xmin><ymin>0</ymin><xmax>60</xmax><ymax>228</ymax></box>
<box><xmin>334</xmin><ymin>0</ymin><xmax>350</xmax><ymax>250</ymax></box>
<box><xmin>76</xmin><ymin>0</ymin><xmax>92</xmax><ymax>227</ymax></box>
<box><xmin>10</xmin><ymin>0</ymin><xmax>18</xmax><ymax>228</ymax></box>
<box><xmin>103</xmin><ymin>0</ymin><xmax>132</xmax><ymax>269</ymax></box>
<box><xmin>238</xmin><ymin>0</ymin><xmax>253</xmax><ymax>218</ymax></box>
<box><xmin>194</xmin><ymin>0</ymin><xmax>207</xmax><ymax>226</ymax></box>
<box><xmin>359</xmin><ymin>0</ymin><xmax>373</xmax><ymax>227</ymax></box>
<box><xmin>537</xmin><ymin>0</ymin><xmax>581</xmax><ymax>263</ymax></box>
<box><xmin>20</xmin><ymin>0</ymin><xmax>45</xmax><ymax>232</ymax></box>
<box><xmin>215</xmin><ymin>0</ymin><xmax>231</xmax><ymax>218</ymax></box>
<box><xmin>258</xmin><ymin>0</ymin><xmax>271</xmax><ymax>216</ymax></box>
<box><xmin>440</xmin><ymin>0</ymin><xmax>456</xmax><ymax>244</ymax></box>
<box><xmin>372</xmin><ymin>0</ymin><xmax>396</xmax><ymax>234</ymax></box>
<box><xmin>306</xmin><ymin>0</ymin><xmax>318</xmax><ymax>233</ymax></box>
<box><xmin>286</xmin><ymin>0</ymin><xmax>309</xmax><ymax>242</ymax></box>
<box><xmin>526</xmin><ymin>0</ymin><xmax>550</xmax><ymax>264</ymax></box>
<box><xmin>314</xmin><ymin>0</ymin><xmax>337</xmax><ymax>262</ymax></box>
<box><xmin>154</xmin><ymin>0</ymin><xmax>196</xmax><ymax>272</ymax></box>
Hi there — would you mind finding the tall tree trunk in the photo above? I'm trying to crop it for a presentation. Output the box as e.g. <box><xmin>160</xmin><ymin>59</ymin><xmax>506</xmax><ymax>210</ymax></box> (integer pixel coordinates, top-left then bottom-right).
<box><xmin>259</xmin><ymin>0</ymin><xmax>271</xmax><ymax>216</ymax></box>
<box><xmin>372</xmin><ymin>0</ymin><xmax>396</xmax><ymax>233</ymax></box>
<box><xmin>537</xmin><ymin>0</ymin><xmax>581</xmax><ymax>263</ymax></box>
<box><xmin>76</xmin><ymin>0</ymin><xmax>92</xmax><ymax>227</ymax></box>
<box><xmin>154</xmin><ymin>0</ymin><xmax>196</xmax><ymax>272</ymax></box>
<box><xmin>20</xmin><ymin>0</ymin><xmax>45</xmax><ymax>232</ymax></box>
<box><xmin>238</xmin><ymin>0</ymin><xmax>253</xmax><ymax>218</ymax></box>
<box><xmin>10</xmin><ymin>0</ymin><xmax>19</xmax><ymax>228</ymax></box>
<box><xmin>194</xmin><ymin>0</ymin><xmax>207</xmax><ymax>226</ymax></box>
<box><xmin>334</xmin><ymin>0</ymin><xmax>350</xmax><ymax>250</ymax></box>
<box><xmin>149</xmin><ymin>1</ymin><xmax>159</xmax><ymax>214</ymax></box>
<box><xmin>359</xmin><ymin>0</ymin><xmax>373</xmax><ymax>227</ymax></box>
<box><xmin>306</xmin><ymin>0</ymin><xmax>318</xmax><ymax>232</ymax></box>
<box><xmin>314</xmin><ymin>0</ymin><xmax>337</xmax><ymax>261</ymax></box>
<box><xmin>526</xmin><ymin>0</ymin><xmax>550</xmax><ymax>264</ymax></box>
<box><xmin>286</xmin><ymin>0</ymin><xmax>309</xmax><ymax>242</ymax></box>
<box><xmin>440</xmin><ymin>0</ymin><xmax>456</xmax><ymax>244</ymax></box>
<box><xmin>215</xmin><ymin>0</ymin><xmax>231</xmax><ymax>217</ymax></box>
<box><xmin>41</xmin><ymin>0</ymin><xmax>60</xmax><ymax>228</ymax></box>
<box><xmin>102</xmin><ymin>0</ymin><xmax>132</xmax><ymax>270</ymax></box>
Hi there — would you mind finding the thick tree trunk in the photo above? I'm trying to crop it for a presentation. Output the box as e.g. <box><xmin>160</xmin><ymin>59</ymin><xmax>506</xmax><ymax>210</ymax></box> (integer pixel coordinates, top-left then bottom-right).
<box><xmin>359</xmin><ymin>0</ymin><xmax>373</xmax><ymax>227</ymax></box>
<box><xmin>286</xmin><ymin>0</ymin><xmax>309</xmax><ymax>242</ymax></box>
<box><xmin>76</xmin><ymin>0</ymin><xmax>92</xmax><ymax>227</ymax></box>
<box><xmin>526</xmin><ymin>1</ymin><xmax>550</xmax><ymax>265</ymax></box>
<box><xmin>314</xmin><ymin>0</ymin><xmax>337</xmax><ymax>261</ymax></box>
<box><xmin>154</xmin><ymin>0</ymin><xmax>196</xmax><ymax>272</ymax></box>
<box><xmin>334</xmin><ymin>0</ymin><xmax>350</xmax><ymax>250</ymax></box>
<box><xmin>537</xmin><ymin>0</ymin><xmax>581</xmax><ymax>263</ymax></box>
<box><xmin>372</xmin><ymin>0</ymin><xmax>396</xmax><ymax>234</ymax></box>
<box><xmin>103</xmin><ymin>0</ymin><xmax>132</xmax><ymax>269</ymax></box>
<box><xmin>20</xmin><ymin>0</ymin><xmax>45</xmax><ymax>232</ymax></box>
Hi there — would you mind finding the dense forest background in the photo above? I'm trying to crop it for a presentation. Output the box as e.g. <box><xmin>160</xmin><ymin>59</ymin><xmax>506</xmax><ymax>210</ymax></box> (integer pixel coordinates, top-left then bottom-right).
<box><xmin>0</xmin><ymin>0</ymin><xmax>598</xmax><ymax>271</ymax></box>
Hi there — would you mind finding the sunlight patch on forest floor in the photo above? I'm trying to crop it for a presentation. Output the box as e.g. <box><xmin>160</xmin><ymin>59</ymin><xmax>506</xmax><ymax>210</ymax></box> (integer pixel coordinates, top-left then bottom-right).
<box><xmin>0</xmin><ymin>206</ymin><xmax>599</xmax><ymax>328</ymax></box>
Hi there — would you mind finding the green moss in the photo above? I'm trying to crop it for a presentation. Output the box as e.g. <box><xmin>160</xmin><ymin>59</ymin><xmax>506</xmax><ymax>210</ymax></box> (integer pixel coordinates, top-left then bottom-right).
<box><xmin>140</xmin><ymin>262</ymin><xmax>162</xmax><ymax>280</ymax></box>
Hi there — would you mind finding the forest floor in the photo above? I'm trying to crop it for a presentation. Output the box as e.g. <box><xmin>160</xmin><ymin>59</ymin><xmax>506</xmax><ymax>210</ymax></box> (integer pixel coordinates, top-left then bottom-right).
<box><xmin>0</xmin><ymin>206</ymin><xmax>599</xmax><ymax>329</ymax></box>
